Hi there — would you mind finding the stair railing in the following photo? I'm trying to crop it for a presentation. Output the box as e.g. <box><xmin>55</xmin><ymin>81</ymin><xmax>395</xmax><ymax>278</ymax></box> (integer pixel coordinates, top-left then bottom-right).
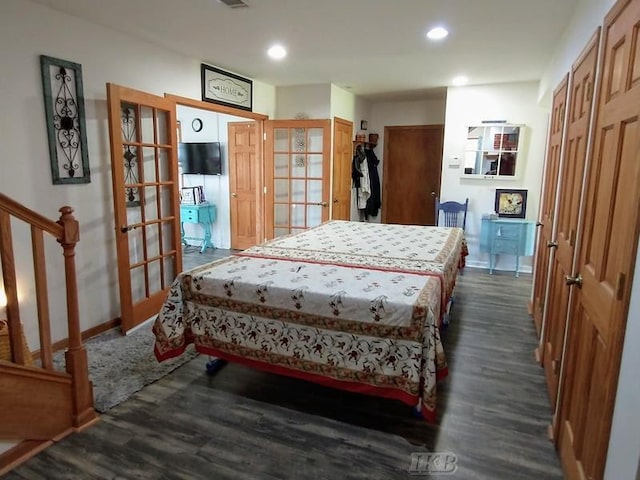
<box><xmin>0</xmin><ymin>192</ymin><xmax>96</xmax><ymax>430</ymax></box>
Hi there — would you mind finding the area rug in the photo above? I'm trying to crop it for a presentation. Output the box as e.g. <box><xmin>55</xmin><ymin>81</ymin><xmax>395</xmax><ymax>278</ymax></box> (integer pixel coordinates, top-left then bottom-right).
<box><xmin>54</xmin><ymin>321</ymin><xmax>198</xmax><ymax>412</ymax></box>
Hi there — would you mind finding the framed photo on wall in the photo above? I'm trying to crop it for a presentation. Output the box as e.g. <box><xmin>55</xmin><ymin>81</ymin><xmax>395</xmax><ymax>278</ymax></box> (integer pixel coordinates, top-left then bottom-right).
<box><xmin>495</xmin><ymin>189</ymin><xmax>527</xmax><ymax>218</ymax></box>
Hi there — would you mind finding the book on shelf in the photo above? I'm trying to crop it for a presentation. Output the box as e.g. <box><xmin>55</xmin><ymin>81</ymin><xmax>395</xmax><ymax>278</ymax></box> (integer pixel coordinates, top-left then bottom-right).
<box><xmin>180</xmin><ymin>186</ymin><xmax>206</xmax><ymax>205</ymax></box>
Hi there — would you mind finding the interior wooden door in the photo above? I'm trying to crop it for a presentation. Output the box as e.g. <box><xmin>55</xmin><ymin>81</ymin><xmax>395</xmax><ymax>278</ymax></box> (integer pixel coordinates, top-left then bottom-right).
<box><xmin>557</xmin><ymin>1</ymin><xmax>640</xmax><ymax>478</ymax></box>
<box><xmin>542</xmin><ymin>31</ymin><xmax>600</xmax><ymax>412</ymax></box>
<box><xmin>106</xmin><ymin>83</ymin><xmax>181</xmax><ymax>333</ymax></box>
<box><xmin>382</xmin><ymin>125</ymin><xmax>443</xmax><ymax>226</ymax></box>
<box><xmin>532</xmin><ymin>75</ymin><xmax>568</xmax><ymax>339</ymax></box>
<box><xmin>264</xmin><ymin>119</ymin><xmax>331</xmax><ymax>238</ymax></box>
<box><xmin>331</xmin><ymin>117</ymin><xmax>353</xmax><ymax>220</ymax></box>
<box><xmin>228</xmin><ymin>121</ymin><xmax>259</xmax><ymax>250</ymax></box>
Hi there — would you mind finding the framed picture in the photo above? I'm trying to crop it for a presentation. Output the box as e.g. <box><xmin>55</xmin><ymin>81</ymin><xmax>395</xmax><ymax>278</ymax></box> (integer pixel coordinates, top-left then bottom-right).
<box><xmin>201</xmin><ymin>64</ymin><xmax>252</xmax><ymax>111</ymax></box>
<box><xmin>495</xmin><ymin>189</ymin><xmax>527</xmax><ymax>218</ymax></box>
<box><xmin>40</xmin><ymin>55</ymin><xmax>90</xmax><ymax>184</ymax></box>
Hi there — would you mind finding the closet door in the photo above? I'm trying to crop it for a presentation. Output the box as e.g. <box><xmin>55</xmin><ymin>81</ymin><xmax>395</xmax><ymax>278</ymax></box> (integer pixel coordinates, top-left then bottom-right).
<box><xmin>531</xmin><ymin>76</ymin><xmax>568</xmax><ymax>338</ymax></box>
<box><xmin>558</xmin><ymin>1</ymin><xmax>640</xmax><ymax>478</ymax></box>
<box><xmin>543</xmin><ymin>31</ymin><xmax>600</xmax><ymax>413</ymax></box>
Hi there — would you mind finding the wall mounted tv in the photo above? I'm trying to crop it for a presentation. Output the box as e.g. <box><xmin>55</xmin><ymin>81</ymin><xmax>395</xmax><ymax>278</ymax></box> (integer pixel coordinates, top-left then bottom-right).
<box><xmin>178</xmin><ymin>142</ymin><xmax>222</xmax><ymax>175</ymax></box>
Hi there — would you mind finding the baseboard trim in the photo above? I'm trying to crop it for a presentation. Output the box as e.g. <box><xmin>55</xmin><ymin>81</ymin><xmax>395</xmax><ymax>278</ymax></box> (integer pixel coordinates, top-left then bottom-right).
<box><xmin>31</xmin><ymin>317</ymin><xmax>121</xmax><ymax>360</ymax></box>
<box><xmin>0</xmin><ymin>440</ymin><xmax>53</xmax><ymax>476</ymax></box>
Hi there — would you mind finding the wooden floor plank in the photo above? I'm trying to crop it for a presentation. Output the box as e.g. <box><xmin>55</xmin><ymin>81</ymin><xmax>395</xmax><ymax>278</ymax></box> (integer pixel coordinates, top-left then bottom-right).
<box><xmin>5</xmin><ymin>256</ymin><xmax>563</xmax><ymax>479</ymax></box>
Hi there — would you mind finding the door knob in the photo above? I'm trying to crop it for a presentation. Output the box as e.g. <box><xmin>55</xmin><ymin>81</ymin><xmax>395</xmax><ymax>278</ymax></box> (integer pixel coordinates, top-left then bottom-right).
<box><xmin>120</xmin><ymin>225</ymin><xmax>133</xmax><ymax>233</ymax></box>
<box><xmin>431</xmin><ymin>191</ymin><xmax>436</xmax><ymax>196</ymax></box>
<box><xmin>565</xmin><ymin>274</ymin><xmax>583</xmax><ymax>288</ymax></box>
<box><xmin>536</xmin><ymin>222</ymin><xmax>543</xmax><ymax>227</ymax></box>
<box><xmin>231</xmin><ymin>192</ymin><xmax>237</xmax><ymax>197</ymax></box>
<box><xmin>547</xmin><ymin>241</ymin><xmax>558</xmax><ymax>248</ymax></box>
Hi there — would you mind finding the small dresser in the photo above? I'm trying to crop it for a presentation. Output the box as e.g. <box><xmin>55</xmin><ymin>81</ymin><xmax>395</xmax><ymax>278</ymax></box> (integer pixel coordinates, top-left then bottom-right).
<box><xmin>479</xmin><ymin>218</ymin><xmax>535</xmax><ymax>276</ymax></box>
<box><xmin>180</xmin><ymin>203</ymin><xmax>216</xmax><ymax>253</ymax></box>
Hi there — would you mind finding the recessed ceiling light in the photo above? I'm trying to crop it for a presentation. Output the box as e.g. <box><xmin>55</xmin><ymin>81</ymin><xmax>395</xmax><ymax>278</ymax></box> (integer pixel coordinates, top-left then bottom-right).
<box><xmin>267</xmin><ymin>44</ymin><xmax>287</xmax><ymax>60</ymax></box>
<box><xmin>452</xmin><ymin>76</ymin><xmax>468</xmax><ymax>86</ymax></box>
<box><xmin>426</xmin><ymin>27</ymin><xmax>448</xmax><ymax>40</ymax></box>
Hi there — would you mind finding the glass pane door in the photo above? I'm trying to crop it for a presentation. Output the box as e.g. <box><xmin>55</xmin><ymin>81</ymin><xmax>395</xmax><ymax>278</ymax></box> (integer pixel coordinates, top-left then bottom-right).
<box><xmin>269</xmin><ymin>121</ymin><xmax>330</xmax><ymax>238</ymax></box>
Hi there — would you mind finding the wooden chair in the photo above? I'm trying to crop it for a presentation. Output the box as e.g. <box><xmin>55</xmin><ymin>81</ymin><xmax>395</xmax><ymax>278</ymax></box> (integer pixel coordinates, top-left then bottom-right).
<box><xmin>435</xmin><ymin>197</ymin><xmax>469</xmax><ymax>230</ymax></box>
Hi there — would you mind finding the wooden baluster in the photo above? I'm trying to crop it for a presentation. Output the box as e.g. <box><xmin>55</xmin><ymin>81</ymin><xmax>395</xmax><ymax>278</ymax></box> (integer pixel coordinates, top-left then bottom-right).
<box><xmin>0</xmin><ymin>210</ymin><xmax>26</xmax><ymax>365</ymax></box>
<box><xmin>57</xmin><ymin>206</ymin><xmax>97</xmax><ymax>428</ymax></box>
<box><xmin>31</xmin><ymin>225</ymin><xmax>53</xmax><ymax>370</ymax></box>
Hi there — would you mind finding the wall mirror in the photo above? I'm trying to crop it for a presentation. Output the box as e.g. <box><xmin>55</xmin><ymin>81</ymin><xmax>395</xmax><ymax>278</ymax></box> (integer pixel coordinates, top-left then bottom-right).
<box><xmin>463</xmin><ymin>123</ymin><xmax>522</xmax><ymax>178</ymax></box>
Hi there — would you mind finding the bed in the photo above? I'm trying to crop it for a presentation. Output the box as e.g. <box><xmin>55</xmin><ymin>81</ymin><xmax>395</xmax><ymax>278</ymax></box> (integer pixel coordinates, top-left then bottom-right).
<box><xmin>153</xmin><ymin>220</ymin><xmax>468</xmax><ymax>422</ymax></box>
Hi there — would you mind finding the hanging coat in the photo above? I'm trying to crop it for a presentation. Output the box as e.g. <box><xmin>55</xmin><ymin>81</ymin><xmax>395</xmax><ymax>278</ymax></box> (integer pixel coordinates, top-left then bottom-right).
<box><xmin>352</xmin><ymin>144</ymin><xmax>370</xmax><ymax>210</ymax></box>
<box><xmin>364</xmin><ymin>148</ymin><xmax>381</xmax><ymax>218</ymax></box>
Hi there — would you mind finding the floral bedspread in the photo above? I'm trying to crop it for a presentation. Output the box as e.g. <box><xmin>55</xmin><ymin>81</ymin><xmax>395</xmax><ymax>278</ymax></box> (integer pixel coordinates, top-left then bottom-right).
<box><xmin>153</xmin><ymin>254</ymin><xmax>447</xmax><ymax>422</ymax></box>
<box><xmin>239</xmin><ymin>220</ymin><xmax>468</xmax><ymax>319</ymax></box>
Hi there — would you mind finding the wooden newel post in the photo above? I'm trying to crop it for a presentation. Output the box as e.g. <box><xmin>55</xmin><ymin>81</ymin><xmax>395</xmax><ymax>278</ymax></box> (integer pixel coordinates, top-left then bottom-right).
<box><xmin>57</xmin><ymin>206</ymin><xmax>97</xmax><ymax>429</ymax></box>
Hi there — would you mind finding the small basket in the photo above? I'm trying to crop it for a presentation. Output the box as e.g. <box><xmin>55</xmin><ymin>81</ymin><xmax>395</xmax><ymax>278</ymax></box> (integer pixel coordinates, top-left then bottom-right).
<box><xmin>0</xmin><ymin>319</ymin><xmax>34</xmax><ymax>366</ymax></box>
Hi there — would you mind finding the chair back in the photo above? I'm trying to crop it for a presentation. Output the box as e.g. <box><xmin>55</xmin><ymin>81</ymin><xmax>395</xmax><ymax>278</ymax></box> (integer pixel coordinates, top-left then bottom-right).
<box><xmin>435</xmin><ymin>197</ymin><xmax>469</xmax><ymax>229</ymax></box>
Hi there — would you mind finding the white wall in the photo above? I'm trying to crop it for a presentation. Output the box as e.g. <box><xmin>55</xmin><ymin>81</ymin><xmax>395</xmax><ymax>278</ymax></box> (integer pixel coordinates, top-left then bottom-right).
<box><xmin>275</xmin><ymin>84</ymin><xmax>331</xmax><ymax>119</ymax></box>
<box><xmin>441</xmin><ymin>82</ymin><xmax>548</xmax><ymax>272</ymax></box>
<box><xmin>0</xmin><ymin>0</ymin><xmax>275</xmax><ymax>348</ymax></box>
<box><xmin>330</xmin><ymin>84</ymin><xmax>357</xmax><ymax>122</ymax></box>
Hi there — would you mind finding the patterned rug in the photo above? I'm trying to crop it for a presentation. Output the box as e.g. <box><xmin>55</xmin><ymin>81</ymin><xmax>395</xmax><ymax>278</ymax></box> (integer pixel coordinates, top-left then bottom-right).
<box><xmin>54</xmin><ymin>320</ymin><xmax>199</xmax><ymax>412</ymax></box>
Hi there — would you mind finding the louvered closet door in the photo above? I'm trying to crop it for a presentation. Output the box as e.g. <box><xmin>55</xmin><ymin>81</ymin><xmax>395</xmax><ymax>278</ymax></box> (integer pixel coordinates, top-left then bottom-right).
<box><xmin>542</xmin><ymin>31</ymin><xmax>600</xmax><ymax>414</ymax></box>
<box><xmin>557</xmin><ymin>0</ymin><xmax>640</xmax><ymax>478</ymax></box>
<box><xmin>531</xmin><ymin>75</ymin><xmax>568</xmax><ymax>339</ymax></box>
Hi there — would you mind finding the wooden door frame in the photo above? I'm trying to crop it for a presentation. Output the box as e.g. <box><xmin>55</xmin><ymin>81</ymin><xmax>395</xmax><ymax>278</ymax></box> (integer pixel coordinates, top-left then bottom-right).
<box><xmin>532</xmin><ymin>74</ymin><xmax>570</xmax><ymax>348</ymax></box>
<box><xmin>165</xmin><ymin>94</ymin><xmax>267</xmax><ymax>247</ymax></box>
<box><xmin>227</xmin><ymin>121</ymin><xmax>259</xmax><ymax>249</ymax></box>
<box><xmin>381</xmin><ymin>124</ymin><xmax>444</xmax><ymax>224</ymax></box>
<box><xmin>332</xmin><ymin>116</ymin><xmax>353</xmax><ymax>220</ymax></box>
<box><xmin>263</xmin><ymin>119</ymin><xmax>332</xmax><ymax>238</ymax></box>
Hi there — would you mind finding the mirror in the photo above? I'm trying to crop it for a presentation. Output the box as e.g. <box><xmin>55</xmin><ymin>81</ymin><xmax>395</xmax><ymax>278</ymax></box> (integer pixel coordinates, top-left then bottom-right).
<box><xmin>463</xmin><ymin>124</ymin><xmax>521</xmax><ymax>178</ymax></box>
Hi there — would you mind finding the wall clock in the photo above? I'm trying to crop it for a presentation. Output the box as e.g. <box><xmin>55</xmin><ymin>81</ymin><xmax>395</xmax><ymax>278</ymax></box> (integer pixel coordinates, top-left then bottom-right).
<box><xmin>191</xmin><ymin>118</ymin><xmax>203</xmax><ymax>132</ymax></box>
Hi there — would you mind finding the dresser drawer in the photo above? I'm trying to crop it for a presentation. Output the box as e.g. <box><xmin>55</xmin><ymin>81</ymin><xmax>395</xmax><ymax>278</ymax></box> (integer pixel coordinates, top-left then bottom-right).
<box><xmin>493</xmin><ymin>237</ymin><xmax>519</xmax><ymax>255</ymax></box>
<box><xmin>181</xmin><ymin>207</ymin><xmax>199</xmax><ymax>222</ymax></box>
<box><xmin>496</xmin><ymin>224</ymin><xmax>522</xmax><ymax>239</ymax></box>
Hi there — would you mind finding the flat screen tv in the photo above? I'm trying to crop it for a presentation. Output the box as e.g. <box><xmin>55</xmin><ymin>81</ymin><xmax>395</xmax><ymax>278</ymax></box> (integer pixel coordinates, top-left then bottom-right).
<box><xmin>178</xmin><ymin>142</ymin><xmax>222</xmax><ymax>175</ymax></box>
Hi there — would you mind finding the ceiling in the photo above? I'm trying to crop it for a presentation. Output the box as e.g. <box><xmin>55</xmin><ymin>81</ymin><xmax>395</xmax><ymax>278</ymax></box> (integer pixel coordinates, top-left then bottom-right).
<box><xmin>31</xmin><ymin>0</ymin><xmax>578</xmax><ymax>101</ymax></box>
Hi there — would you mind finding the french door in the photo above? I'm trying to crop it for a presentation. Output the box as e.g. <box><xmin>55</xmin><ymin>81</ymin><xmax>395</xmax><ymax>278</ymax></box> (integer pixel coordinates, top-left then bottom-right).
<box><xmin>264</xmin><ymin>120</ymin><xmax>331</xmax><ymax>238</ymax></box>
<box><xmin>106</xmin><ymin>83</ymin><xmax>182</xmax><ymax>333</ymax></box>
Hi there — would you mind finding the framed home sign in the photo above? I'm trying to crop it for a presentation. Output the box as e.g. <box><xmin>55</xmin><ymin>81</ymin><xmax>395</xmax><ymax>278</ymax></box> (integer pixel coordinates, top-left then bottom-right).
<box><xmin>40</xmin><ymin>55</ymin><xmax>90</xmax><ymax>184</ymax></box>
<box><xmin>201</xmin><ymin>64</ymin><xmax>253</xmax><ymax>111</ymax></box>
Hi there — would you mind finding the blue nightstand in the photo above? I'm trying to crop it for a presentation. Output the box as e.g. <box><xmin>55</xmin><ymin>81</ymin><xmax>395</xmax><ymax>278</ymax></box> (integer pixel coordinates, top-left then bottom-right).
<box><xmin>180</xmin><ymin>203</ymin><xmax>216</xmax><ymax>253</ymax></box>
<box><xmin>480</xmin><ymin>218</ymin><xmax>535</xmax><ymax>276</ymax></box>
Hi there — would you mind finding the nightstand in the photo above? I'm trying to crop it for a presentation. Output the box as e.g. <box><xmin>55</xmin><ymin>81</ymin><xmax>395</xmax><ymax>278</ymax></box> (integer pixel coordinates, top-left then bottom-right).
<box><xmin>479</xmin><ymin>218</ymin><xmax>535</xmax><ymax>276</ymax></box>
<box><xmin>180</xmin><ymin>203</ymin><xmax>216</xmax><ymax>253</ymax></box>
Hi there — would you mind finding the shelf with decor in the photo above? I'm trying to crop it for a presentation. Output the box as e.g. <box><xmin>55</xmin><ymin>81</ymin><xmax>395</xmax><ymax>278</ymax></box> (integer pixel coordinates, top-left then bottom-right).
<box><xmin>462</xmin><ymin>123</ymin><xmax>523</xmax><ymax>179</ymax></box>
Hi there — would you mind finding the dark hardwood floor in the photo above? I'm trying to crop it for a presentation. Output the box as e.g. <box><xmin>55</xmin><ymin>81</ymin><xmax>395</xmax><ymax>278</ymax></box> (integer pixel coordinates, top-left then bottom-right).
<box><xmin>5</xmin><ymin>258</ymin><xmax>563</xmax><ymax>479</ymax></box>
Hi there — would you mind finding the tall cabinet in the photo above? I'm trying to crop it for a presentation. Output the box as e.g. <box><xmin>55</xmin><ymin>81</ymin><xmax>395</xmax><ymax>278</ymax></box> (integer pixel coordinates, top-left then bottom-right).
<box><xmin>532</xmin><ymin>0</ymin><xmax>640</xmax><ymax>478</ymax></box>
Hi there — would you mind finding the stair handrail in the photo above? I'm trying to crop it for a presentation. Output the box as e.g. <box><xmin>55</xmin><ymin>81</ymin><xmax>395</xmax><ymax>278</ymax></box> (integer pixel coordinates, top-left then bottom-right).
<box><xmin>0</xmin><ymin>192</ymin><xmax>96</xmax><ymax>430</ymax></box>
